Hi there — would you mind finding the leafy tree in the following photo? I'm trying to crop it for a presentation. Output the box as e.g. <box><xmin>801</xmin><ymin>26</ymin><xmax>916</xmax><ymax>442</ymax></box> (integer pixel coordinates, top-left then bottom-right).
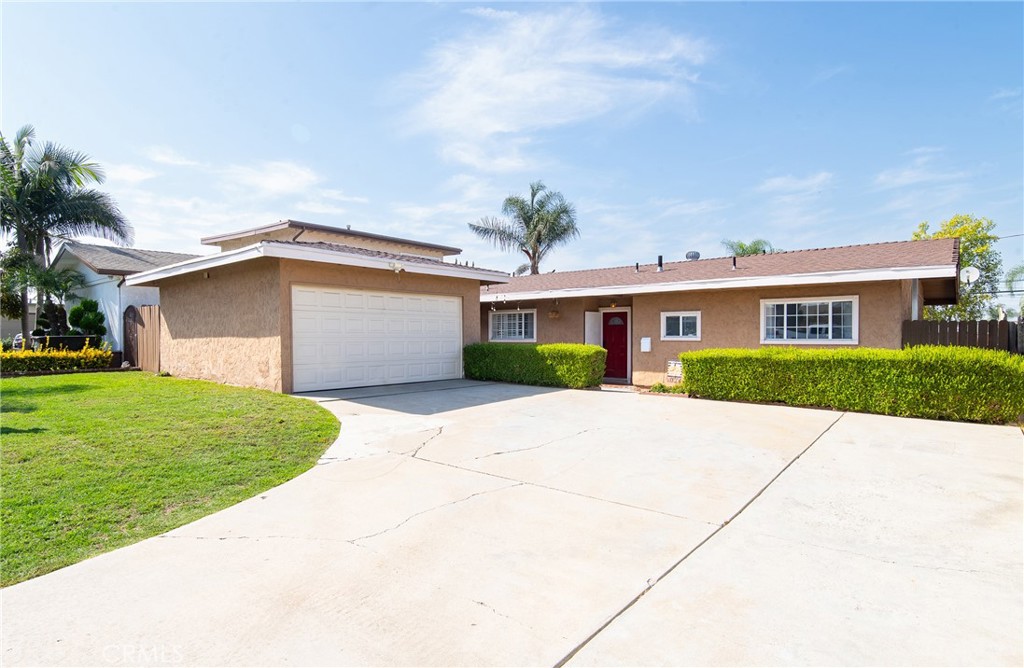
<box><xmin>912</xmin><ymin>214</ymin><xmax>1001</xmax><ymax>321</ymax></box>
<box><xmin>721</xmin><ymin>238</ymin><xmax>779</xmax><ymax>256</ymax></box>
<box><xmin>0</xmin><ymin>125</ymin><xmax>132</xmax><ymax>339</ymax></box>
<box><xmin>469</xmin><ymin>181</ymin><xmax>579</xmax><ymax>275</ymax></box>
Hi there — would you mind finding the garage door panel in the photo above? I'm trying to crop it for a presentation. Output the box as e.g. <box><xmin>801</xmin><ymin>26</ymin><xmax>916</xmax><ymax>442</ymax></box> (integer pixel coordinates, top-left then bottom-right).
<box><xmin>292</xmin><ymin>286</ymin><xmax>463</xmax><ymax>392</ymax></box>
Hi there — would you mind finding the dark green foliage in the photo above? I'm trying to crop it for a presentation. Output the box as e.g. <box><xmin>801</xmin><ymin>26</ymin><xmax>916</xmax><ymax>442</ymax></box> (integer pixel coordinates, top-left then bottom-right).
<box><xmin>678</xmin><ymin>346</ymin><xmax>1024</xmax><ymax>424</ymax></box>
<box><xmin>67</xmin><ymin>299</ymin><xmax>106</xmax><ymax>337</ymax></box>
<box><xmin>464</xmin><ymin>342</ymin><xmax>606</xmax><ymax>388</ymax></box>
<box><xmin>649</xmin><ymin>382</ymin><xmax>686</xmax><ymax>394</ymax></box>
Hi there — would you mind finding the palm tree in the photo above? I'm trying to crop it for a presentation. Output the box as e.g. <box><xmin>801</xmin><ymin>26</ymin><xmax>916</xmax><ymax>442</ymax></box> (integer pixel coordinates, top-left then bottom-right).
<box><xmin>469</xmin><ymin>181</ymin><xmax>579</xmax><ymax>275</ymax></box>
<box><xmin>0</xmin><ymin>125</ymin><xmax>132</xmax><ymax>338</ymax></box>
<box><xmin>1006</xmin><ymin>264</ymin><xmax>1024</xmax><ymax>314</ymax></box>
<box><xmin>721</xmin><ymin>238</ymin><xmax>778</xmax><ymax>256</ymax></box>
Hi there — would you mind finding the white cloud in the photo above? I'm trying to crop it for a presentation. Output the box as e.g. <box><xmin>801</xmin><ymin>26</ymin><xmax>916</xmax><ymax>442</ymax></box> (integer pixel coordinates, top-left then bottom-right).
<box><xmin>221</xmin><ymin>160</ymin><xmax>321</xmax><ymax>197</ymax></box>
<box><xmin>808</xmin><ymin>65</ymin><xmax>850</xmax><ymax>87</ymax></box>
<box><xmin>873</xmin><ymin>150</ymin><xmax>967</xmax><ymax>190</ymax></box>
<box><xmin>104</xmin><ymin>164</ymin><xmax>158</xmax><ymax>185</ymax></box>
<box><xmin>989</xmin><ymin>88</ymin><xmax>1021</xmax><ymax>101</ymax></box>
<box><xmin>404</xmin><ymin>6</ymin><xmax>709</xmax><ymax>169</ymax></box>
<box><xmin>319</xmin><ymin>189</ymin><xmax>369</xmax><ymax>205</ymax></box>
<box><xmin>654</xmin><ymin>198</ymin><xmax>729</xmax><ymax>218</ymax></box>
<box><xmin>143</xmin><ymin>146</ymin><xmax>198</xmax><ymax>166</ymax></box>
<box><xmin>756</xmin><ymin>172</ymin><xmax>833</xmax><ymax>194</ymax></box>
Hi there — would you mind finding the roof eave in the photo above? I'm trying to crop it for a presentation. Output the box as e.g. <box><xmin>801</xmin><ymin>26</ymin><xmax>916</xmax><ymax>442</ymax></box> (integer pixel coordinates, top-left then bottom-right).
<box><xmin>126</xmin><ymin>242</ymin><xmax>510</xmax><ymax>286</ymax></box>
<box><xmin>479</xmin><ymin>264</ymin><xmax>958</xmax><ymax>302</ymax></box>
<box><xmin>199</xmin><ymin>220</ymin><xmax>463</xmax><ymax>256</ymax></box>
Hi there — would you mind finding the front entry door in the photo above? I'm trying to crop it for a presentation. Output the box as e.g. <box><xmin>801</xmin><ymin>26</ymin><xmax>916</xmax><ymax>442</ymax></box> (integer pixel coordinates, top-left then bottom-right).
<box><xmin>602</xmin><ymin>311</ymin><xmax>629</xmax><ymax>379</ymax></box>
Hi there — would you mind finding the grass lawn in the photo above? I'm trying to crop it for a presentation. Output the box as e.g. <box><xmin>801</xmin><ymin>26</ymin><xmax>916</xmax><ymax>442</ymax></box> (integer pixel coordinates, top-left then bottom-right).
<box><xmin>0</xmin><ymin>372</ymin><xmax>339</xmax><ymax>586</ymax></box>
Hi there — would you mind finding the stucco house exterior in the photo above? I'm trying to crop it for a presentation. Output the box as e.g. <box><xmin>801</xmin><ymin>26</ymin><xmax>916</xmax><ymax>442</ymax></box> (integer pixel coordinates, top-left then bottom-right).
<box><xmin>49</xmin><ymin>242</ymin><xmax>199</xmax><ymax>352</ymax></box>
<box><xmin>480</xmin><ymin>238</ymin><xmax>960</xmax><ymax>386</ymax></box>
<box><xmin>126</xmin><ymin>220</ymin><xmax>509</xmax><ymax>393</ymax></box>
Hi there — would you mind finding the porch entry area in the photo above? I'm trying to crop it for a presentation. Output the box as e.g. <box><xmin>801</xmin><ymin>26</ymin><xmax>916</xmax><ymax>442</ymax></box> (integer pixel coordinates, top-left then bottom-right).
<box><xmin>584</xmin><ymin>307</ymin><xmax>631</xmax><ymax>381</ymax></box>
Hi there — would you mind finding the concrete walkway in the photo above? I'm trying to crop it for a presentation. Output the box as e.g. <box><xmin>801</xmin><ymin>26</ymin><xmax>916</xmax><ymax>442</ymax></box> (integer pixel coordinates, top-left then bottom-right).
<box><xmin>2</xmin><ymin>381</ymin><xmax>1021</xmax><ymax>666</ymax></box>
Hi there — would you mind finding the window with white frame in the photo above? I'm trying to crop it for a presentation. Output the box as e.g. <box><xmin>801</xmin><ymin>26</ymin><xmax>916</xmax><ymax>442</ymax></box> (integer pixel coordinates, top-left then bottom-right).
<box><xmin>761</xmin><ymin>296</ymin><xmax>858</xmax><ymax>343</ymax></box>
<box><xmin>661</xmin><ymin>311</ymin><xmax>701</xmax><ymax>341</ymax></box>
<box><xmin>489</xmin><ymin>309</ymin><xmax>536</xmax><ymax>342</ymax></box>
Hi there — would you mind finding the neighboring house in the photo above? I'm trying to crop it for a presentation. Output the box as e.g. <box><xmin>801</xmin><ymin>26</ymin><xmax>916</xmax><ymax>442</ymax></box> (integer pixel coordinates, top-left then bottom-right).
<box><xmin>126</xmin><ymin>220</ymin><xmax>509</xmax><ymax>393</ymax></box>
<box><xmin>0</xmin><ymin>303</ymin><xmax>36</xmax><ymax>340</ymax></box>
<box><xmin>480</xmin><ymin>238</ymin><xmax>960</xmax><ymax>386</ymax></box>
<box><xmin>50</xmin><ymin>242</ymin><xmax>200</xmax><ymax>352</ymax></box>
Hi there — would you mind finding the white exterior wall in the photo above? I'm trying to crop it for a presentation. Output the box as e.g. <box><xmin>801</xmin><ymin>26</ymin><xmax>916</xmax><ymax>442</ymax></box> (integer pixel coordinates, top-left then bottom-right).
<box><xmin>54</xmin><ymin>258</ymin><xmax>161</xmax><ymax>352</ymax></box>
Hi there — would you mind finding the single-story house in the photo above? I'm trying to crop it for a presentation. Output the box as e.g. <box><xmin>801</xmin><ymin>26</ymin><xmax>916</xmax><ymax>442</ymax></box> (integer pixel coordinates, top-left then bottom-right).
<box><xmin>126</xmin><ymin>220</ymin><xmax>509</xmax><ymax>393</ymax></box>
<box><xmin>49</xmin><ymin>242</ymin><xmax>200</xmax><ymax>352</ymax></box>
<box><xmin>480</xmin><ymin>238</ymin><xmax>960</xmax><ymax>386</ymax></box>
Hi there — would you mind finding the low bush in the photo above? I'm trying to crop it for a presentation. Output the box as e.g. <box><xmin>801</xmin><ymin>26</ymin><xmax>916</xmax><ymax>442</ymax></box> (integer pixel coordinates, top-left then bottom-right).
<box><xmin>1</xmin><ymin>343</ymin><xmax>113</xmax><ymax>373</ymax></box>
<box><xmin>678</xmin><ymin>346</ymin><xmax>1024</xmax><ymax>424</ymax></box>
<box><xmin>464</xmin><ymin>342</ymin><xmax>606</xmax><ymax>389</ymax></box>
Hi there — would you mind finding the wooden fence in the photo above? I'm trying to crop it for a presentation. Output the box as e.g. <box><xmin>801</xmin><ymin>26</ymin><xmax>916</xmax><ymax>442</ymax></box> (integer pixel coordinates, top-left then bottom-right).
<box><xmin>901</xmin><ymin>319</ymin><xmax>1020</xmax><ymax>354</ymax></box>
<box><xmin>123</xmin><ymin>305</ymin><xmax>161</xmax><ymax>372</ymax></box>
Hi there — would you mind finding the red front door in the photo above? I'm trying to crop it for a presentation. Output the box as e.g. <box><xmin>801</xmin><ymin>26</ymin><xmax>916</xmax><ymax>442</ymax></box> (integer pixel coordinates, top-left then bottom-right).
<box><xmin>602</xmin><ymin>311</ymin><xmax>629</xmax><ymax>379</ymax></box>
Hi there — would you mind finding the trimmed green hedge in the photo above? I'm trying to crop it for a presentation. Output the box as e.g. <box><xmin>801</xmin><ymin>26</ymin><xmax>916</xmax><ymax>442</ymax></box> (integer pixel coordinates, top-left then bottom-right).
<box><xmin>464</xmin><ymin>343</ymin><xmax>607</xmax><ymax>389</ymax></box>
<box><xmin>678</xmin><ymin>346</ymin><xmax>1024</xmax><ymax>424</ymax></box>
<box><xmin>1</xmin><ymin>346</ymin><xmax>113</xmax><ymax>373</ymax></box>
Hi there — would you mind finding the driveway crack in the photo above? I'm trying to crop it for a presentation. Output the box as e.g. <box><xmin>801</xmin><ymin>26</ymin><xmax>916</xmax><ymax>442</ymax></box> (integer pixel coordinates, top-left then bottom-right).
<box><xmin>350</xmin><ymin>482</ymin><xmax>523</xmax><ymax>545</ymax></box>
<box><xmin>757</xmin><ymin>533</ymin><xmax>993</xmax><ymax>575</ymax></box>
<box><xmin>552</xmin><ymin>412</ymin><xmax>847</xmax><ymax>668</ymax></box>
<box><xmin>410</xmin><ymin>426</ymin><xmax>444</xmax><ymax>459</ymax></box>
<box><xmin>474</xmin><ymin>428</ymin><xmax>598</xmax><ymax>460</ymax></box>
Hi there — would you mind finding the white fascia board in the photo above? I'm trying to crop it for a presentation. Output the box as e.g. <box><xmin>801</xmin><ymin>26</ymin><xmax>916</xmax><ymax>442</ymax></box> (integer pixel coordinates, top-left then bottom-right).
<box><xmin>126</xmin><ymin>242</ymin><xmax>510</xmax><ymax>286</ymax></box>
<box><xmin>260</xmin><ymin>243</ymin><xmax>509</xmax><ymax>282</ymax></box>
<box><xmin>125</xmin><ymin>245</ymin><xmax>262</xmax><ymax>286</ymax></box>
<box><xmin>479</xmin><ymin>264</ymin><xmax>956</xmax><ymax>303</ymax></box>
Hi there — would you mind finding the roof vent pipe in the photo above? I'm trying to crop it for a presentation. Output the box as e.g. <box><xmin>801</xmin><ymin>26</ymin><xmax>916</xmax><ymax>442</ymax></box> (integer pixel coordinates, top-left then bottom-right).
<box><xmin>657</xmin><ymin>255</ymin><xmax>664</xmax><ymax>272</ymax></box>
<box><xmin>731</xmin><ymin>256</ymin><xmax>737</xmax><ymax>271</ymax></box>
<box><xmin>635</xmin><ymin>262</ymin><xmax>639</xmax><ymax>273</ymax></box>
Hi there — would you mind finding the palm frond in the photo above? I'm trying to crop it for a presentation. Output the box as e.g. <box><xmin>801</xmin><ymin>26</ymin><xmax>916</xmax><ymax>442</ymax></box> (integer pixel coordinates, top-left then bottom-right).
<box><xmin>468</xmin><ymin>217</ymin><xmax>524</xmax><ymax>253</ymax></box>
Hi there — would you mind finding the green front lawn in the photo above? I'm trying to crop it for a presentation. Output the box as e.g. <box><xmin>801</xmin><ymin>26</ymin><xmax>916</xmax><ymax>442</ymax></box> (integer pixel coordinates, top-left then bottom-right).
<box><xmin>0</xmin><ymin>372</ymin><xmax>339</xmax><ymax>586</ymax></box>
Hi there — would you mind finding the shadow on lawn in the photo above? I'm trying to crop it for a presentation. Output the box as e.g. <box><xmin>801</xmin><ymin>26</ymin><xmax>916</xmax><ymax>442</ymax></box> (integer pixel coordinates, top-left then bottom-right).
<box><xmin>0</xmin><ymin>383</ymin><xmax>91</xmax><ymax>414</ymax></box>
<box><xmin>1</xmin><ymin>426</ymin><xmax>46</xmax><ymax>435</ymax></box>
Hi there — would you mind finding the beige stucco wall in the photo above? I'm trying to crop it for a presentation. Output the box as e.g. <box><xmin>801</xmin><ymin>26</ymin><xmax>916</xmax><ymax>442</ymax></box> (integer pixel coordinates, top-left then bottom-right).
<box><xmin>279</xmin><ymin>260</ymin><xmax>482</xmax><ymax>393</ymax></box>
<box><xmin>158</xmin><ymin>258</ymin><xmax>283</xmax><ymax>391</ymax></box>
<box><xmin>480</xmin><ymin>296</ymin><xmax>633</xmax><ymax>343</ymax></box>
<box><xmin>213</xmin><ymin>228</ymin><xmax>447</xmax><ymax>258</ymax></box>
<box><xmin>158</xmin><ymin>258</ymin><xmax>484</xmax><ymax>393</ymax></box>
<box><xmin>481</xmin><ymin>281</ymin><xmax>907</xmax><ymax>386</ymax></box>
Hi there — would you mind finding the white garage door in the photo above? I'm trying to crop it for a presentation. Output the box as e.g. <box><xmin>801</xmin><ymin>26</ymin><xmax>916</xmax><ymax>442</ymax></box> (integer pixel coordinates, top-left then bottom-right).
<box><xmin>292</xmin><ymin>285</ymin><xmax>463</xmax><ymax>392</ymax></box>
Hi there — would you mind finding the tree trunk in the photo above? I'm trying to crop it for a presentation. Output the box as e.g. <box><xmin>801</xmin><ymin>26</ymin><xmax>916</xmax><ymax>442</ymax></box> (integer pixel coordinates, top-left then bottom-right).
<box><xmin>19</xmin><ymin>285</ymin><xmax>31</xmax><ymax>343</ymax></box>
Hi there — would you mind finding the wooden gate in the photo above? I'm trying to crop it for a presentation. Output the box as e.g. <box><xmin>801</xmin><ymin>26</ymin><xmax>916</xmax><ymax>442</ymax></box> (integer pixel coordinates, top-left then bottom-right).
<box><xmin>123</xmin><ymin>305</ymin><xmax>161</xmax><ymax>372</ymax></box>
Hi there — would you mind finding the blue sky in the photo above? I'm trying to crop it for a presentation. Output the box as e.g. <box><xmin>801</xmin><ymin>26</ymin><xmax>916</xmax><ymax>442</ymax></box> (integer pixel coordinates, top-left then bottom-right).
<box><xmin>3</xmin><ymin>2</ymin><xmax>1022</xmax><ymax>289</ymax></box>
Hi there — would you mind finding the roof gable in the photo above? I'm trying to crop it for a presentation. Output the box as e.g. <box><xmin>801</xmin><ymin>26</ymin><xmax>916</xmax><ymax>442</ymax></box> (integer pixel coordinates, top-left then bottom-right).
<box><xmin>54</xmin><ymin>242</ymin><xmax>201</xmax><ymax>276</ymax></box>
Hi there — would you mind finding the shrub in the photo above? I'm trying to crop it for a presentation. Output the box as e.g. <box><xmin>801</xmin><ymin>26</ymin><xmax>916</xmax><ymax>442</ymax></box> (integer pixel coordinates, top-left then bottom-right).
<box><xmin>67</xmin><ymin>299</ymin><xmax>107</xmax><ymax>337</ymax></box>
<box><xmin>464</xmin><ymin>342</ymin><xmax>606</xmax><ymax>389</ymax></box>
<box><xmin>678</xmin><ymin>346</ymin><xmax>1024</xmax><ymax>425</ymax></box>
<box><xmin>0</xmin><ymin>337</ymin><xmax>12</xmax><ymax>352</ymax></box>
<box><xmin>649</xmin><ymin>382</ymin><xmax>686</xmax><ymax>394</ymax></box>
<box><xmin>0</xmin><ymin>342</ymin><xmax>113</xmax><ymax>373</ymax></box>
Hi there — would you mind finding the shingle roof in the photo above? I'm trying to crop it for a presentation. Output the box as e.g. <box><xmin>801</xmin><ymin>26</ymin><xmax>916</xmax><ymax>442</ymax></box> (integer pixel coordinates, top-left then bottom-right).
<box><xmin>484</xmin><ymin>238</ymin><xmax>959</xmax><ymax>296</ymax></box>
<box><xmin>271</xmin><ymin>240</ymin><xmax>500</xmax><ymax>272</ymax></box>
<box><xmin>201</xmin><ymin>219</ymin><xmax>462</xmax><ymax>255</ymax></box>
<box><xmin>58</xmin><ymin>242</ymin><xmax>201</xmax><ymax>276</ymax></box>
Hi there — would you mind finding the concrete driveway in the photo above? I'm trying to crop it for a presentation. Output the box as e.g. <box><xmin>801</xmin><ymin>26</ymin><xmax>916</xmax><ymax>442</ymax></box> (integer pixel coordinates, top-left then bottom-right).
<box><xmin>3</xmin><ymin>380</ymin><xmax>1021</xmax><ymax>666</ymax></box>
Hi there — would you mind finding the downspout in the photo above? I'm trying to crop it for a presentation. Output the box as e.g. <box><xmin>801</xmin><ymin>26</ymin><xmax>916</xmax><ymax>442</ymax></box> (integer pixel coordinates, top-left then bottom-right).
<box><xmin>910</xmin><ymin>278</ymin><xmax>920</xmax><ymax>320</ymax></box>
<box><xmin>116</xmin><ymin>275</ymin><xmax>125</xmax><ymax>352</ymax></box>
